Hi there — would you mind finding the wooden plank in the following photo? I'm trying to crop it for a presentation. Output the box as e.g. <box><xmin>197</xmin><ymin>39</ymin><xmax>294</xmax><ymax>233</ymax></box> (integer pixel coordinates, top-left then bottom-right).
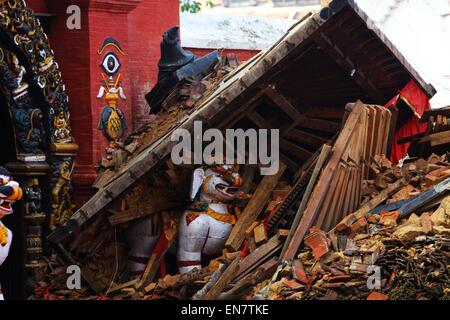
<box><xmin>378</xmin><ymin>107</ymin><xmax>388</xmax><ymax>155</ymax></box>
<box><xmin>302</xmin><ymin>106</ymin><xmax>345</xmax><ymax>120</ymax></box>
<box><xmin>193</xmin><ymin>265</ymin><xmax>226</xmax><ymax>300</ymax></box>
<box><xmin>108</xmin><ymin>200</ymin><xmax>181</xmax><ymax>226</ymax></box>
<box><xmin>420</xmin><ymin>106</ymin><xmax>450</xmax><ymax>123</ymax></box>
<box><xmin>293</xmin><ymin>147</ymin><xmax>322</xmax><ymax>182</ymax></box>
<box><xmin>313</xmin><ymin>32</ymin><xmax>385</xmax><ymax>102</ymax></box>
<box><xmin>371</xmin><ymin>194</ymin><xmax>420</xmax><ymax>216</ymax></box>
<box><xmin>354</xmin><ymin>166</ymin><xmax>362</xmax><ymax>210</ymax></box>
<box><xmin>234</xmin><ymin>235</ymin><xmax>282</xmax><ymax>281</ymax></box>
<box><xmin>381</xmin><ymin>108</ymin><xmax>392</xmax><ymax>155</ymax></box>
<box><xmin>135</xmin><ymin>227</ymin><xmax>175</xmax><ymax>290</ymax></box>
<box><xmin>385</xmin><ymin>104</ymin><xmax>398</xmax><ymax>159</ymax></box>
<box><xmin>221</xmin><ymin>90</ymin><xmax>265</xmax><ymax>128</ymax></box>
<box><xmin>245</xmin><ymin>221</ymin><xmax>259</xmax><ymax>238</ymax></box>
<box><xmin>358</xmin><ymin>106</ymin><xmax>369</xmax><ymax>180</ymax></box>
<box><xmin>135</xmin><ymin>254</ymin><xmax>160</xmax><ymax>290</ymax></box>
<box><xmin>349</xmin><ymin>167</ymin><xmax>359</xmax><ymax>214</ymax></box>
<box><xmin>225</xmin><ymin>163</ymin><xmax>287</xmax><ymax>251</ymax></box>
<box><xmin>280</xmin><ymin>153</ymin><xmax>301</xmax><ymax>172</ymax></box>
<box><xmin>314</xmin><ymin>164</ymin><xmax>344</xmax><ymax>229</ymax></box>
<box><xmin>397</xmin><ymin>131</ymin><xmax>426</xmax><ymax>145</ymax></box>
<box><xmin>281</xmin><ymin>145</ymin><xmax>331</xmax><ymax>260</ymax></box>
<box><xmin>330</xmin><ymin>164</ymin><xmax>352</xmax><ymax>229</ymax></box>
<box><xmin>377</xmin><ymin>106</ymin><xmax>390</xmax><ymax>156</ymax></box>
<box><xmin>202</xmin><ymin>256</ymin><xmax>241</xmax><ymax>300</ymax></box>
<box><xmin>352</xmin><ymin>178</ymin><xmax>406</xmax><ymax>218</ymax></box>
<box><xmin>264</xmin><ymin>86</ymin><xmax>303</xmax><ymax>121</ymax></box>
<box><xmin>285</xmin><ymin>129</ymin><xmax>329</xmax><ymax>148</ymax></box>
<box><xmin>419</xmin><ymin>131</ymin><xmax>450</xmax><ymax>147</ymax></box>
<box><xmin>249</xmin><ymin>110</ymin><xmax>271</xmax><ymax>129</ymax></box>
<box><xmin>372</xmin><ymin>106</ymin><xmax>384</xmax><ymax>156</ymax></box>
<box><xmin>322</xmin><ymin>164</ymin><xmax>347</xmax><ymax>231</ymax></box>
<box><xmin>108</xmin><ymin>279</ymin><xmax>139</xmax><ymax>295</ymax></box>
<box><xmin>349</xmin><ymin>106</ymin><xmax>365</xmax><ymax>165</ymax></box>
<box><xmin>241</xmin><ymin>165</ymin><xmax>258</xmax><ymax>193</ymax></box>
<box><xmin>364</xmin><ymin>106</ymin><xmax>376</xmax><ymax>165</ymax></box>
<box><xmin>361</xmin><ymin>106</ymin><xmax>372</xmax><ymax>178</ymax></box>
<box><xmin>245</xmin><ymin>234</ymin><xmax>256</xmax><ymax>252</ymax></box>
<box><xmin>267</xmin><ymin>153</ymin><xmax>320</xmax><ymax>233</ymax></box>
<box><xmin>282</xmin><ymin>102</ymin><xmax>365</xmax><ymax>260</ymax></box>
<box><xmin>253</xmin><ymin>224</ymin><xmax>267</xmax><ymax>245</ymax></box>
<box><xmin>218</xmin><ymin>257</ymin><xmax>278</xmax><ymax>300</ymax></box>
<box><xmin>277</xmin><ymin>229</ymin><xmax>290</xmax><ymax>239</ymax></box>
<box><xmin>296</xmin><ymin>116</ymin><xmax>342</xmax><ymax>134</ymax></box>
<box><xmin>341</xmin><ymin>167</ymin><xmax>356</xmax><ymax>226</ymax></box>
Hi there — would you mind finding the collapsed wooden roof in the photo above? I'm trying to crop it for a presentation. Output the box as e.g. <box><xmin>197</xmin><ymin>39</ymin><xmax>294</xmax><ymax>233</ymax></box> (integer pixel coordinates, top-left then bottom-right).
<box><xmin>49</xmin><ymin>0</ymin><xmax>436</xmax><ymax>244</ymax></box>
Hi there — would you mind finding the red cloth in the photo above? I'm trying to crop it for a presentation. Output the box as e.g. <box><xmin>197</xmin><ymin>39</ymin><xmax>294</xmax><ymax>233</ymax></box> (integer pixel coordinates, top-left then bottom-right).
<box><xmin>385</xmin><ymin>80</ymin><xmax>431</xmax><ymax>163</ymax></box>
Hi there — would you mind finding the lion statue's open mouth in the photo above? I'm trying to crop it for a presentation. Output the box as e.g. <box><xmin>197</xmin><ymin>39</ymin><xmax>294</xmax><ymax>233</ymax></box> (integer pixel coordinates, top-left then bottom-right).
<box><xmin>0</xmin><ymin>168</ymin><xmax>23</xmax><ymax>217</ymax></box>
<box><xmin>0</xmin><ymin>200</ymin><xmax>14</xmax><ymax>215</ymax></box>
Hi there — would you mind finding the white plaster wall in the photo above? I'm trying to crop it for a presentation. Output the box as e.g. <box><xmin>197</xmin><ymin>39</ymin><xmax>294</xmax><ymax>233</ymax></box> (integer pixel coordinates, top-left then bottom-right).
<box><xmin>356</xmin><ymin>0</ymin><xmax>450</xmax><ymax>108</ymax></box>
<box><xmin>180</xmin><ymin>13</ymin><xmax>297</xmax><ymax>50</ymax></box>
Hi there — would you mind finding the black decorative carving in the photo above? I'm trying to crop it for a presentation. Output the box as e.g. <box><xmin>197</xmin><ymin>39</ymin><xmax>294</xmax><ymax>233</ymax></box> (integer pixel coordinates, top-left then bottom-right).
<box><xmin>320</xmin><ymin>0</ymin><xmax>349</xmax><ymax>20</ymax></box>
<box><xmin>145</xmin><ymin>26</ymin><xmax>220</xmax><ymax>115</ymax></box>
<box><xmin>23</xmin><ymin>178</ymin><xmax>46</xmax><ymax>267</ymax></box>
<box><xmin>11</xmin><ymin>101</ymin><xmax>45</xmax><ymax>155</ymax></box>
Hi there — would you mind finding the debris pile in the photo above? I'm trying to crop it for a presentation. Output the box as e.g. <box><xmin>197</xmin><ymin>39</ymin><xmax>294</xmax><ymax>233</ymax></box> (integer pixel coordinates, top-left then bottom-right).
<box><xmin>43</xmin><ymin>104</ymin><xmax>450</xmax><ymax>300</ymax></box>
<box><xmin>251</xmin><ymin>162</ymin><xmax>450</xmax><ymax>300</ymax></box>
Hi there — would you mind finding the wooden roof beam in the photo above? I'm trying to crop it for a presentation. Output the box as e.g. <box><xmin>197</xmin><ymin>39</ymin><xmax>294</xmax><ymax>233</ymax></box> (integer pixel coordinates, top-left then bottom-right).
<box><xmin>313</xmin><ymin>31</ymin><xmax>386</xmax><ymax>103</ymax></box>
<box><xmin>280</xmin><ymin>139</ymin><xmax>313</xmax><ymax>162</ymax></box>
<box><xmin>285</xmin><ymin>129</ymin><xmax>329</xmax><ymax>148</ymax></box>
<box><xmin>264</xmin><ymin>86</ymin><xmax>342</xmax><ymax>134</ymax></box>
<box><xmin>264</xmin><ymin>86</ymin><xmax>304</xmax><ymax>122</ymax></box>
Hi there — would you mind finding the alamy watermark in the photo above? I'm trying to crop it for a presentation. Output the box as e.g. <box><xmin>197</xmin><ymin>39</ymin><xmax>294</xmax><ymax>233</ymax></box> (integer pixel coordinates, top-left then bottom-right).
<box><xmin>366</xmin><ymin>265</ymin><xmax>382</xmax><ymax>290</ymax></box>
<box><xmin>171</xmin><ymin>121</ymin><xmax>280</xmax><ymax>175</ymax></box>
<box><xmin>66</xmin><ymin>265</ymin><xmax>81</xmax><ymax>290</ymax></box>
<box><xmin>66</xmin><ymin>5</ymin><xmax>81</xmax><ymax>30</ymax></box>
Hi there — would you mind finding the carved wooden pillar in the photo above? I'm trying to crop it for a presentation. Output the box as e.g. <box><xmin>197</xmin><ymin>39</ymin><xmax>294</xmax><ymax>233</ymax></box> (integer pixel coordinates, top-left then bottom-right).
<box><xmin>5</xmin><ymin>163</ymin><xmax>49</xmax><ymax>269</ymax></box>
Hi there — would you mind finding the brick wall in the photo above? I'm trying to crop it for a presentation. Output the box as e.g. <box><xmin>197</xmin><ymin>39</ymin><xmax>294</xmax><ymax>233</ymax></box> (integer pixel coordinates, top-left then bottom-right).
<box><xmin>26</xmin><ymin>0</ymin><xmax>48</xmax><ymax>13</ymax></box>
<box><xmin>128</xmin><ymin>0</ymin><xmax>180</xmax><ymax>130</ymax></box>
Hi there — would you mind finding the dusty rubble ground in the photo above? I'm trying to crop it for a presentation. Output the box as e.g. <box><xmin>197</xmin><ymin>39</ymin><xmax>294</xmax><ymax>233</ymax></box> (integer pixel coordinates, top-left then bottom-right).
<box><xmin>251</xmin><ymin>155</ymin><xmax>450</xmax><ymax>301</ymax></box>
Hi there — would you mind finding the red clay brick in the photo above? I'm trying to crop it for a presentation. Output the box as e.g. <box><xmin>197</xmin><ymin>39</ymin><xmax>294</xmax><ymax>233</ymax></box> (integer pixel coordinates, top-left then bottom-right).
<box><xmin>367</xmin><ymin>292</ymin><xmax>389</xmax><ymax>300</ymax></box>
<box><xmin>380</xmin><ymin>211</ymin><xmax>400</xmax><ymax>226</ymax></box>
<box><xmin>304</xmin><ymin>228</ymin><xmax>330</xmax><ymax>259</ymax></box>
